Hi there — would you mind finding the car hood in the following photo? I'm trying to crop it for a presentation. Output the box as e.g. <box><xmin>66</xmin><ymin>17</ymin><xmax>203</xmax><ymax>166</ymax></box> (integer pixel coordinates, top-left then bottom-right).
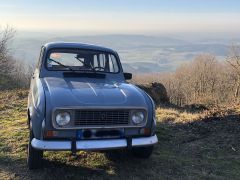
<box><xmin>43</xmin><ymin>77</ymin><xmax>147</xmax><ymax>108</ymax></box>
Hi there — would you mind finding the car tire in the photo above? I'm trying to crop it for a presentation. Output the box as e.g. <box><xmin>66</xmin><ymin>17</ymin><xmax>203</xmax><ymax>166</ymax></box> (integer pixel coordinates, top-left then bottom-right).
<box><xmin>27</xmin><ymin>129</ymin><xmax>43</xmax><ymax>170</ymax></box>
<box><xmin>132</xmin><ymin>146</ymin><xmax>154</xmax><ymax>158</ymax></box>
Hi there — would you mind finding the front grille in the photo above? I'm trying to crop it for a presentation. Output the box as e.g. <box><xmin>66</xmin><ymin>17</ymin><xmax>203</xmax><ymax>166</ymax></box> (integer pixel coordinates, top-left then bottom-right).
<box><xmin>74</xmin><ymin>110</ymin><xmax>130</xmax><ymax>127</ymax></box>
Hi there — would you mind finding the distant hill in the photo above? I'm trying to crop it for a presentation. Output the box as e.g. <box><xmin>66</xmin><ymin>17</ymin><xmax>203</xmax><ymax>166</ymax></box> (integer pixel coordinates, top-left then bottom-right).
<box><xmin>11</xmin><ymin>34</ymin><xmax>237</xmax><ymax>73</ymax></box>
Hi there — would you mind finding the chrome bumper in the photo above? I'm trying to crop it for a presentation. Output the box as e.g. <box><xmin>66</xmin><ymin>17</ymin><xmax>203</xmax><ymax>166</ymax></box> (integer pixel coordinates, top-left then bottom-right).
<box><xmin>31</xmin><ymin>135</ymin><xmax>158</xmax><ymax>151</ymax></box>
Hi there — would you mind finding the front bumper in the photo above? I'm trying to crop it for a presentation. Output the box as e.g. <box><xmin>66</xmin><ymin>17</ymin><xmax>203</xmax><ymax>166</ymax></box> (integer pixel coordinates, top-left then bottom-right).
<box><xmin>31</xmin><ymin>135</ymin><xmax>158</xmax><ymax>151</ymax></box>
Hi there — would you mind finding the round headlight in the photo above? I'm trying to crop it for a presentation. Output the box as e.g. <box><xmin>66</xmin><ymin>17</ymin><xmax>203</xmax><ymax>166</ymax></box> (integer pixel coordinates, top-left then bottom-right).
<box><xmin>131</xmin><ymin>111</ymin><xmax>145</xmax><ymax>125</ymax></box>
<box><xmin>56</xmin><ymin>112</ymin><xmax>71</xmax><ymax>126</ymax></box>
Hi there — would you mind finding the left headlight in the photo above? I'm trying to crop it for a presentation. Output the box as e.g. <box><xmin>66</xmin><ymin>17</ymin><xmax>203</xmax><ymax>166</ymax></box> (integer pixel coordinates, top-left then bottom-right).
<box><xmin>56</xmin><ymin>112</ymin><xmax>71</xmax><ymax>126</ymax></box>
<box><xmin>131</xmin><ymin>111</ymin><xmax>145</xmax><ymax>125</ymax></box>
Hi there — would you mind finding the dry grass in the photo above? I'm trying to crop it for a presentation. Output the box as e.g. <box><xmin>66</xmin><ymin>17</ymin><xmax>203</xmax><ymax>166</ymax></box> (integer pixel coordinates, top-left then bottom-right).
<box><xmin>156</xmin><ymin>108</ymin><xmax>204</xmax><ymax>123</ymax></box>
<box><xmin>0</xmin><ymin>90</ymin><xmax>240</xmax><ymax>179</ymax></box>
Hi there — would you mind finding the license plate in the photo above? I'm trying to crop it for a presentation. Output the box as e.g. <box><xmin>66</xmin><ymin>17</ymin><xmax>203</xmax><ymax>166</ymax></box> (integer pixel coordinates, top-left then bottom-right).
<box><xmin>76</xmin><ymin>129</ymin><xmax>124</xmax><ymax>139</ymax></box>
<box><xmin>76</xmin><ymin>130</ymin><xmax>83</xmax><ymax>140</ymax></box>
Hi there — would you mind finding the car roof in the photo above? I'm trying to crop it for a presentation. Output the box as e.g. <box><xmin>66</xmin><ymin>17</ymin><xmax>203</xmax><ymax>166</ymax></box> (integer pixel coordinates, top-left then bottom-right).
<box><xmin>43</xmin><ymin>42</ymin><xmax>116</xmax><ymax>53</ymax></box>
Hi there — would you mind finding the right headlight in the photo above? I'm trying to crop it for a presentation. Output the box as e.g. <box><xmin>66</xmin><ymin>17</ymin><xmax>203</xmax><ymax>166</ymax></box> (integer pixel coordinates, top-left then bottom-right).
<box><xmin>56</xmin><ymin>112</ymin><xmax>71</xmax><ymax>126</ymax></box>
<box><xmin>131</xmin><ymin>111</ymin><xmax>145</xmax><ymax>125</ymax></box>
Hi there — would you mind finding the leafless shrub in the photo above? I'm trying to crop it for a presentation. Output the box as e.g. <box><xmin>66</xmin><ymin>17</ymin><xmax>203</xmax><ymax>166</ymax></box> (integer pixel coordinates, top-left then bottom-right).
<box><xmin>0</xmin><ymin>26</ymin><xmax>33</xmax><ymax>90</ymax></box>
<box><xmin>133</xmin><ymin>51</ymin><xmax>239</xmax><ymax>106</ymax></box>
<box><xmin>226</xmin><ymin>44</ymin><xmax>240</xmax><ymax>101</ymax></box>
<box><xmin>0</xmin><ymin>26</ymin><xmax>15</xmax><ymax>77</ymax></box>
<box><xmin>12</xmin><ymin>58</ymin><xmax>34</xmax><ymax>88</ymax></box>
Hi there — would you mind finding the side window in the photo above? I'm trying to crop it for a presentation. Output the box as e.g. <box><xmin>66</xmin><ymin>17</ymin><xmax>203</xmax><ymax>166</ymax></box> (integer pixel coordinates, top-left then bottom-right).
<box><xmin>92</xmin><ymin>53</ymin><xmax>119</xmax><ymax>73</ymax></box>
<box><xmin>109</xmin><ymin>54</ymin><xmax>119</xmax><ymax>73</ymax></box>
<box><xmin>99</xmin><ymin>54</ymin><xmax>106</xmax><ymax>67</ymax></box>
<box><xmin>36</xmin><ymin>47</ymin><xmax>45</xmax><ymax>69</ymax></box>
<box><xmin>93</xmin><ymin>55</ymin><xmax>99</xmax><ymax>67</ymax></box>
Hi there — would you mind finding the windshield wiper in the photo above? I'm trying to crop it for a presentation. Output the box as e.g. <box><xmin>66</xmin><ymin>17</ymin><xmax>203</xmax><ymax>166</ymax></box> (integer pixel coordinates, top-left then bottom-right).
<box><xmin>75</xmin><ymin>55</ymin><xmax>96</xmax><ymax>72</ymax></box>
<box><xmin>48</xmin><ymin>58</ymin><xmax>76</xmax><ymax>72</ymax></box>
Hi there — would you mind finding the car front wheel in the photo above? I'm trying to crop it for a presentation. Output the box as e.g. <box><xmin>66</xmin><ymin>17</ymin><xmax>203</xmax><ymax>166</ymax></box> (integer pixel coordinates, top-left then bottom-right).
<box><xmin>27</xmin><ymin>129</ymin><xmax>43</xmax><ymax>169</ymax></box>
<box><xmin>132</xmin><ymin>146</ymin><xmax>154</xmax><ymax>158</ymax></box>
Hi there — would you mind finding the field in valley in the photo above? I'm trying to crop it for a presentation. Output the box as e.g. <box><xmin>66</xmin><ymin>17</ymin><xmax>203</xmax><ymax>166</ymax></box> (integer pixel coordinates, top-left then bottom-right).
<box><xmin>0</xmin><ymin>90</ymin><xmax>240</xmax><ymax>180</ymax></box>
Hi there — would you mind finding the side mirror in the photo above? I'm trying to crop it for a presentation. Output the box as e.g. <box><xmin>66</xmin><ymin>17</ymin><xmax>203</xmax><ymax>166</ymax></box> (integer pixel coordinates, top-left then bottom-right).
<box><xmin>124</xmin><ymin>72</ymin><xmax>132</xmax><ymax>80</ymax></box>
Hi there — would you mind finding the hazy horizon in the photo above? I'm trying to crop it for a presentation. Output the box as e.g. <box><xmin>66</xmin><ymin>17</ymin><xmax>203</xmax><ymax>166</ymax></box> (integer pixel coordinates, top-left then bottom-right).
<box><xmin>1</xmin><ymin>0</ymin><xmax>240</xmax><ymax>36</ymax></box>
<box><xmin>15</xmin><ymin>30</ymin><xmax>240</xmax><ymax>41</ymax></box>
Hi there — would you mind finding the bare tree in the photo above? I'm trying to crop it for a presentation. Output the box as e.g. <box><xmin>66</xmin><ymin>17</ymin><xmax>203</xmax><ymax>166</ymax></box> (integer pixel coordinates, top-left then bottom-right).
<box><xmin>0</xmin><ymin>26</ymin><xmax>15</xmax><ymax>76</ymax></box>
<box><xmin>226</xmin><ymin>45</ymin><xmax>240</xmax><ymax>99</ymax></box>
<box><xmin>0</xmin><ymin>26</ymin><xmax>33</xmax><ymax>89</ymax></box>
<box><xmin>132</xmin><ymin>53</ymin><xmax>235</xmax><ymax>106</ymax></box>
<box><xmin>13</xmin><ymin>59</ymin><xmax>34</xmax><ymax>88</ymax></box>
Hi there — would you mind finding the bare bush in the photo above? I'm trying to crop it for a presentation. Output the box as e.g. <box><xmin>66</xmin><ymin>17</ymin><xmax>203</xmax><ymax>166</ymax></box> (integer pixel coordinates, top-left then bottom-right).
<box><xmin>0</xmin><ymin>26</ymin><xmax>15</xmax><ymax>76</ymax></box>
<box><xmin>133</xmin><ymin>52</ymin><xmax>239</xmax><ymax>106</ymax></box>
<box><xmin>13</xmin><ymin>59</ymin><xmax>34</xmax><ymax>88</ymax></box>
<box><xmin>173</xmin><ymin>54</ymin><xmax>220</xmax><ymax>105</ymax></box>
<box><xmin>0</xmin><ymin>26</ymin><xmax>32</xmax><ymax>90</ymax></box>
<box><xmin>226</xmin><ymin>44</ymin><xmax>240</xmax><ymax>101</ymax></box>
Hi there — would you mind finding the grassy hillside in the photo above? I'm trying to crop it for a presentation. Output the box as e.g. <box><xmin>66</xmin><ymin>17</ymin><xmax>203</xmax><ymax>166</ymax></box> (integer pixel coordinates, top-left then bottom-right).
<box><xmin>0</xmin><ymin>90</ymin><xmax>240</xmax><ymax>179</ymax></box>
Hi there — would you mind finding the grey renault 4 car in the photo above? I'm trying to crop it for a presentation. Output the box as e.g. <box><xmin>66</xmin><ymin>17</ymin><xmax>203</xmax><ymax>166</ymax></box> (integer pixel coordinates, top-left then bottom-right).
<box><xmin>27</xmin><ymin>42</ymin><xmax>158</xmax><ymax>169</ymax></box>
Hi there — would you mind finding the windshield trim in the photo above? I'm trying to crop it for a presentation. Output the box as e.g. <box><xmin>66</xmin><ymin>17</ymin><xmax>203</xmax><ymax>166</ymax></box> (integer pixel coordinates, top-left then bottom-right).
<box><xmin>44</xmin><ymin>48</ymin><xmax>122</xmax><ymax>74</ymax></box>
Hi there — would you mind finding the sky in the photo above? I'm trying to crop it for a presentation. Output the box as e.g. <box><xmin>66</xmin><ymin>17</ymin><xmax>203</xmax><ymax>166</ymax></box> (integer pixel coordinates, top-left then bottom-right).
<box><xmin>0</xmin><ymin>0</ymin><xmax>240</xmax><ymax>35</ymax></box>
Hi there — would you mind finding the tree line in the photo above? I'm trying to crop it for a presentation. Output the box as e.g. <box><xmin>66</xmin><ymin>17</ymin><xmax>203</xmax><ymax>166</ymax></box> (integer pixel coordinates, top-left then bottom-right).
<box><xmin>132</xmin><ymin>48</ymin><xmax>240</xmax><ymax>106</ymax></box>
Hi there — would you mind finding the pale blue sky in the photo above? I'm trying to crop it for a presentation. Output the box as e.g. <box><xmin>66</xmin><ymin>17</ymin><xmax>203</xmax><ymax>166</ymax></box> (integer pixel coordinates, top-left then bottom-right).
<box><xmin>0</xmin><ymin>0</ymin><xmax>240</xmax><ymax>34</ymax></box>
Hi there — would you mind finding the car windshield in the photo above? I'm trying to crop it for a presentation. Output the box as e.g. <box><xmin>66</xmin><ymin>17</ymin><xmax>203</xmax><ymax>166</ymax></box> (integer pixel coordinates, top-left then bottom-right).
<box><xmin>46</xmin><ymin>49</ymin><xmax>120</xmax><ymax>73</ymax></box>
